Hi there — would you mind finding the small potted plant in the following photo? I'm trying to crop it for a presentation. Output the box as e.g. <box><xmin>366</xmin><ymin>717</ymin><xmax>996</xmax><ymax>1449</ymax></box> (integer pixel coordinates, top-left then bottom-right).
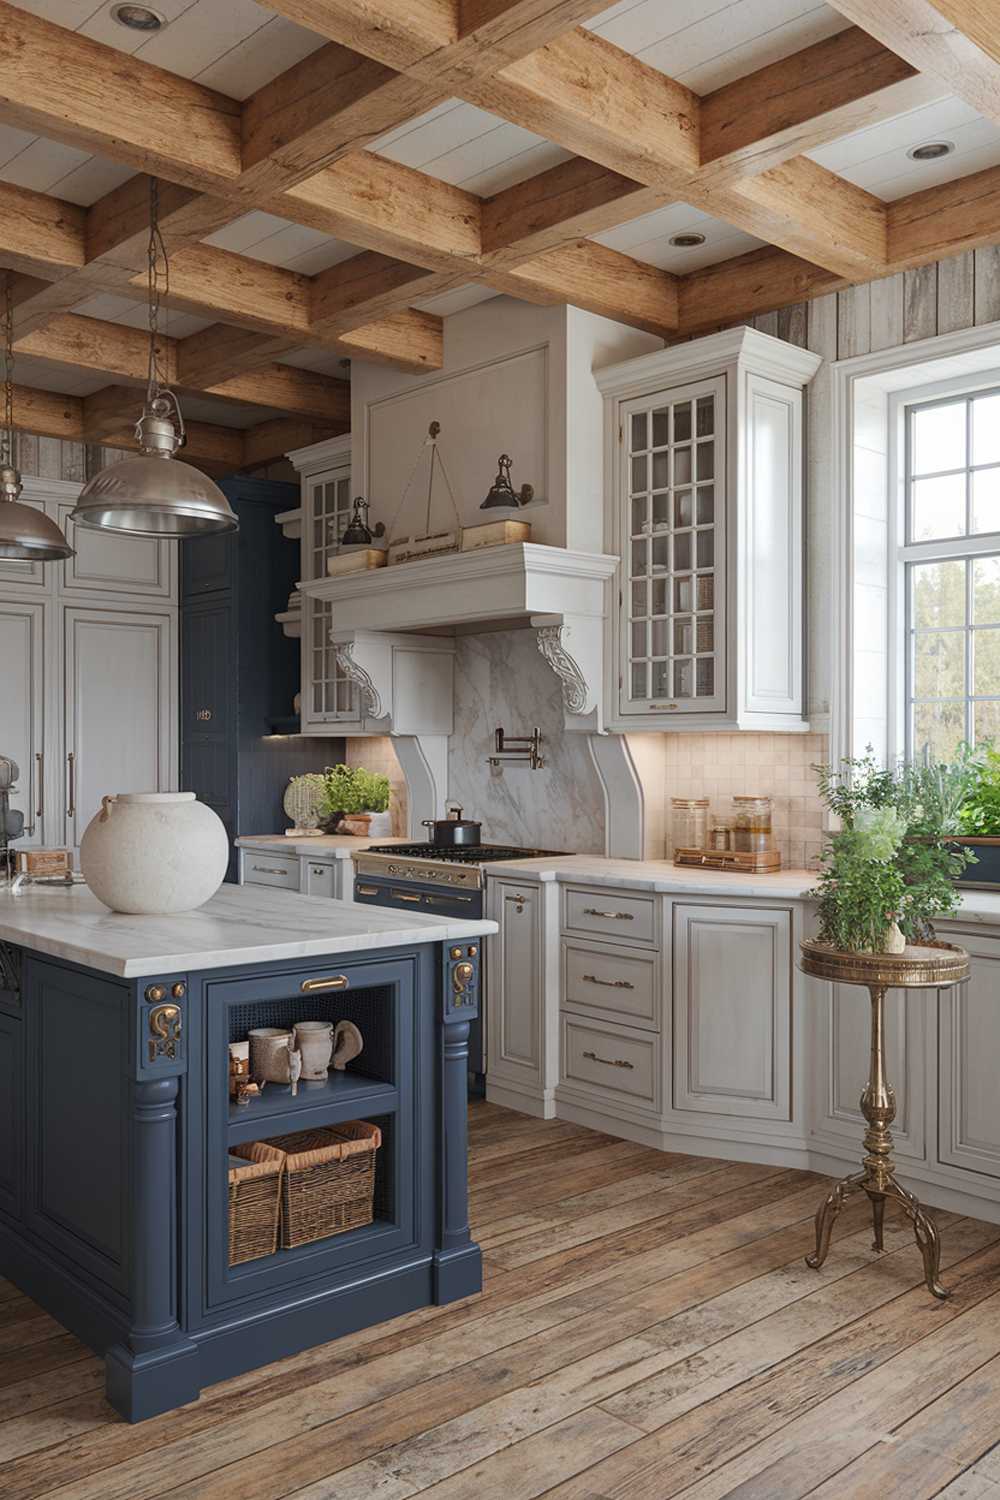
<box><xmin>319</xmin><ymin>765</ymin><xmax>390</xmax><ymax>837</ymax></box>
<box><xmin>955</xmin><ymin>742</ymin><xmax>1000</xmax><ymax>887</ymax></box>
<box><xmin>814</xmin><ymin>751</ymin><xmax>974</xmax><ymax>952</ymax></box>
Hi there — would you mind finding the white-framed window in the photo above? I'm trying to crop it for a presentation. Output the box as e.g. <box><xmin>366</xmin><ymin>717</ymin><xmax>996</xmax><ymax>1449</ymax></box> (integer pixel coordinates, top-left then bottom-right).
<box><xmin>896</xmin><ymin>384</ymin><xmax>1000</xmax><ymax>761</ymax></box>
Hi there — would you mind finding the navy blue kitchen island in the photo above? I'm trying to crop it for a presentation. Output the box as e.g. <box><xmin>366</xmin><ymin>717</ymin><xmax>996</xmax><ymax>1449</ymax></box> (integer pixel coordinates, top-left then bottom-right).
<box><xmin>0</xmin><ymin>884</ymin><xmax>494</xmax><ymax>1421</ymax></box>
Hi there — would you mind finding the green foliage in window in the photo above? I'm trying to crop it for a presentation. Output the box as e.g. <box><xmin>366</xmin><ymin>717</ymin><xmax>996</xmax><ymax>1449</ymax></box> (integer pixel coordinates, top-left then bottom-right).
<box><xmin>957</xmin><ymin>743</ymin><xmax>1000</xmax><ymax>836</ymax></box>
<box><xmin>319</xmin><ymin>764</ymin><xmax>390</xmax><ymax>815</ymax></box>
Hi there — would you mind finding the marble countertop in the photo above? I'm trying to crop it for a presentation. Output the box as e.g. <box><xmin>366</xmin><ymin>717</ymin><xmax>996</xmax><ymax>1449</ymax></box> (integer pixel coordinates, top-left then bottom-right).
<box><xmin>0</xmin><ymin>884</ymin><xmax>497</xmax><ymax>979</ymax></box>
<box><xmin>483</xmin><ymin>855</ymin><xmax>824</xmax><ymax>900</ymax></box>
<box><xmin>236</xmin><ymin>834</ymin><xmax>409</xmax><ymax>858</ymax></box>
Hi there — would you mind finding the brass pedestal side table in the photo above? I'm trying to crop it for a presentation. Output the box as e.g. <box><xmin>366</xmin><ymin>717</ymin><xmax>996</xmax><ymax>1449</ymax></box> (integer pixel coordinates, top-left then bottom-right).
<box><xmin>799</xmin><ymin>938</ymin><xmax>970</xmax><ymax>1300</ymax></box>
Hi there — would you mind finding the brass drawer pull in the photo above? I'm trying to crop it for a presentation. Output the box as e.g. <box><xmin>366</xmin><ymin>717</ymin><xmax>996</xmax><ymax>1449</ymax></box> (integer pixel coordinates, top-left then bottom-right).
<box><xmin>583</xmin><ymin>907</ymin><xmax>634</xmax><ymax>920</ymax></box>
<box><xmin>301</xmin><ymin>975</ymin><xmax>349</xmax><ymax>992</ymax></box>
<box><xmin>427</xmin><ymin>892</ymin><xmax>474</xmax><ymax>904</ymax></box>
<box><xmin>582</xmin><ymin>1050</ymin><xmax>634</xmax><ymax>1070</ymax></box>
<box><xmin>582</xmin><ymin>974</ymin><xmax>635</xmax><ymax>990</ymax></box>
<box><xmin>252</xmin><ymin>863</ymin><xmax>288</xmax><ymax>875</ymax></box>
<box><xmin>394</xmin><ymin>890</ymin><xmax>423</xmax><ymax>903</ymax></box>
<box><xmin>357</xmin><ymin>884</ymin><xmax>378</xmax><ymax>896</ymax></box>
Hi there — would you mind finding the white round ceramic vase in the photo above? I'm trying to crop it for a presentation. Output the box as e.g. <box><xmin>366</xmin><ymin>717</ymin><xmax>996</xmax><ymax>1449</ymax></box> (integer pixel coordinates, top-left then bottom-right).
<box><xmin>80</xmin><ymin>791</ymin><xmax>229</xmax><ymax>915</ymax></box>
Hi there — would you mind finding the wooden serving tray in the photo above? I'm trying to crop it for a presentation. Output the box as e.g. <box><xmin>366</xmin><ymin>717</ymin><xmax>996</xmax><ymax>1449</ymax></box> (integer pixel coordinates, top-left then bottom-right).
<box><xmin>673</xmin><ymin>847</ymin><xmax>782</xmax><ymax>873</ymax></box>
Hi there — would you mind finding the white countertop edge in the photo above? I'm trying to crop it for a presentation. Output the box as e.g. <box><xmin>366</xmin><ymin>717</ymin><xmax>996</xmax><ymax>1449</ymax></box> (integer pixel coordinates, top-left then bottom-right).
<box><xmin>237</xmin><ymin>834</ymin><xmax>407</xmax><ymax>859</ymax></box>
<box><xmin>0</xmin><ymin>885</ymin><xmax>496</xmax><ymax>979</ymax></box>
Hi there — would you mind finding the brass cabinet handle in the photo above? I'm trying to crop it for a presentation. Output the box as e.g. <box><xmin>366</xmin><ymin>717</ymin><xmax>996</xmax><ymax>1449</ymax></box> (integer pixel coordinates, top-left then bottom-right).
<box><xmin>357</xmin><ymin>884</ymin><xmax>378</xmax><ymax>896</ymax></box>
<box><xmin>195</xmin><ymin>708</ymin><xmax>213</xmax><ymax>721</ymax></box>
<box><xmin>582</xmin><ymin>1050</ymin><xmax>634</xmax><ymax>1070</ymax></box>
<box><xmin>66</xmin><ymin>751</ymin><xmax>75</xmax><ymax>818</ymax></box>
<box><xmin>301</xmin><ymin>974</ymin><xmax>348</xmax><ymax>992</ymax></box>
<box><xmin>35</xmin><ymin>751</ymin><xmax>43</xmax><ymax>818</ymax></box>
<box><xmin>583</xmin><ymin>907</ymin><xmax>634</xmax><ymax>920</ymax></box>
<box><xmin>427</xmin><ymin>892</ymin><xmax>474</xmax><ymax>904</ymax></box>
<box><xmin>582</xmin><ymin>974</ymin><xmax>635</xmax><ymax>990</ymax></box>
<box><xmin>252</xmin><ymin>863</ymin><xmax>288</xmax><ymax>875</ymax></box>
<box><xmin>310</xmin><ymin>865</ymin><xmax>329</xmax><ymax>876</ymax></box>
<box><xmin>394</xmin><ymin>890</ymin><xmax>423</xmax><ymax>902</ymax></box>
<box><xmin>452</xmin><ymin>960</ymin><xmax>475</xmax><ymax>994</ymax></box>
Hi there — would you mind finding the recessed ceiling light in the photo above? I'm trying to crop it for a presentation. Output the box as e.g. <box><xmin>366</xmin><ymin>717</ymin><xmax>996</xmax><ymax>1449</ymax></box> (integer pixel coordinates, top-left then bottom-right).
<box><xmin>669</xmin><ymin>231</ymin><xmax>706</xmax><ymax>248</ymax></box>
<box><xmin>111</xmin><ymin>4</ymin><xmax>166</xmax><ymax>31</ymax></box>
<box><xmin>907</xmin><ymin>140</ymin><xmax>955</xmax><ymax>162</ymax></box>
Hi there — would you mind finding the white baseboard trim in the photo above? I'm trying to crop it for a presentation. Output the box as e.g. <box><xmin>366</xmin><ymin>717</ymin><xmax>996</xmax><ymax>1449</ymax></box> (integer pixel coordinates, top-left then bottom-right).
<box><xmin>485</xmin><ymin>1079</ymin><xmax>556</xmax><ymax>1119</ymax></box>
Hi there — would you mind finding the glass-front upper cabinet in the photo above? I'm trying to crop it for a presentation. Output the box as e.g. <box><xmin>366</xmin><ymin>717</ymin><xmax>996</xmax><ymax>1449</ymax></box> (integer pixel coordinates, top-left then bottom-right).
<box><xmin>620</xmin><ymin>376</ymin><xmax>726</xmax><ymax>716</ymax></box>
<box><xmin>290</xmin><ymin>439</ymin><xmax>363</xmax><ymax>732</ymax></box>
<box><xmin>598</xmin><ymin>328</ymin><xmax>821</xmax><ymax>733</ymax></box>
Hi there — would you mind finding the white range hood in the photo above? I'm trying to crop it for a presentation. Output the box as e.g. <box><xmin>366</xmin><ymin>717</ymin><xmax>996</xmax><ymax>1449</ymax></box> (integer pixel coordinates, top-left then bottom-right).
<box><xmin>298</xmin><ymin>542</ymin><xmax>618</xmax><ymax>731</ymax></box>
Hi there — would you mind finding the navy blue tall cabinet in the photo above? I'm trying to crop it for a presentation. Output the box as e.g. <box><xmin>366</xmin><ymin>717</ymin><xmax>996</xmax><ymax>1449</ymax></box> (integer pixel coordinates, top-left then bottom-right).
<box><xmin>180</xmin><ymin>477</ymin><xmax>343</xmax><ymax>875</ymax></box>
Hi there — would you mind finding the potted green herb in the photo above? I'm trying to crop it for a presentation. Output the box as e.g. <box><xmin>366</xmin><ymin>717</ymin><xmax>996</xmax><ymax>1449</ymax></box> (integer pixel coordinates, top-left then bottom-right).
<box><xmin>319</xmin><ymin>765</ymin><xmax>390</xmax><ymax>837</ymax></box>
<box><xmin>814</xmin><ymin>751</ymin><xmax>974</xmax><ymax>952</ymax></box>
<box><xmin>955</xmin><ymin>742</ymin><xmax>1000</xmax><ymax>887</ymax></box>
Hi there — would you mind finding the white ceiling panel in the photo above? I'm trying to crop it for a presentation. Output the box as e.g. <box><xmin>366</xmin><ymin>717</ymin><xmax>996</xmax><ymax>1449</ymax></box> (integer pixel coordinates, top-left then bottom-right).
<box><xmin>808</xmin><ymin>95</ymin><xmax>1000</xmax><ymax>201</ymax></box>
<box><xmin>70</xmin><ymin>293</ymin><xmax>214</xmax><ymax>339</ymax></box>
<box><xmin>370</xmin><ymin>101</ymin><xmax>572</xmax><ymax>194</ymax></box>
<box><xmin>585</xmin><ymin>0</ymin><xmax>847</xmax><ymax>92</ymax></box>
<box><xmin>592</xmin><ymin>203</ymin><xmax>764</xmax><ymax>271</ymax></box>
<box><xmin>10</xmin><ymin>353</ymin><xmax>110</xmax><ymax>397</ymax></box>
<box><xmin>204</xmin><ymin>213</ymin><xmax>361</xmax><ymax>274</ymax></box>
<box><xmin>411</xmin><ymin>284</ymin><xmax>499</xmax><ymax>316</ymax></box>
<box><xmin>16</xmin><ymin>1</ymin><xmax>324</xmax><ymax>98</ymax></box>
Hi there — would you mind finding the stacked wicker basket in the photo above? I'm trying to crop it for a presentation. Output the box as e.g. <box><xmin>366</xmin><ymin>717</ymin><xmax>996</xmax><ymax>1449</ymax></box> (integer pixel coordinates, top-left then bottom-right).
<box><xmin>228</xmin><ymin>1120</ymin><xmax>381</xmax><ymax>1265</ymax></box>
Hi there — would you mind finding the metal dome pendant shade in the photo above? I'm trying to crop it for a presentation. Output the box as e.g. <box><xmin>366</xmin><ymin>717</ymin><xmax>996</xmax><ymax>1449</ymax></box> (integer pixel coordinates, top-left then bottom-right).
<box><xmin>0</xmin><ymin>279</ymin><xmax>74</xmax><ymax>562</ymax></box>
<box><xmin>70</xmin><ymin>181</ymin><xmax>237</xmax><ymax>540</ymax></box>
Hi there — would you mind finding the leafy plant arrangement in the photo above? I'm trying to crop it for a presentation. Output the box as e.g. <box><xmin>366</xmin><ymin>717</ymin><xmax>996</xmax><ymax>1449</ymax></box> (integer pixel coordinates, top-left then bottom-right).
<box><xmin>320</xmin><ymin>764</ymin><xmax>390</xmax><ymax>817</ymax></box>
<box><xmin>814</xmin><ymin>750</ymin><xmax>976</xmax><ymax>951</ymax></box>
<box><xmin>957</xmin><ymin>742</ymin><xmax>1000</xmax><ymax>836</ymax></box>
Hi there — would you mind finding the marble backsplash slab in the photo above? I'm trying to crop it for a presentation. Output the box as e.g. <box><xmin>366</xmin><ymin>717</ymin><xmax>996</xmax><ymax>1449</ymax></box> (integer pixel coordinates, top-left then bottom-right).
<box><xmin>448</xmin><ymin>628</ymin><xmax>606</xmax><ymax>855</ymax></box>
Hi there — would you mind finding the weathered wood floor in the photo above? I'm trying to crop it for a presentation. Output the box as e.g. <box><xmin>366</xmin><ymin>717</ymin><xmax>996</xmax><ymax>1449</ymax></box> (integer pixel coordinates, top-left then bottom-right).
<box><xmin>4</xmin><ymin>1100</ymin><xmax>1000</xmax><ymax>1498</ymax></box>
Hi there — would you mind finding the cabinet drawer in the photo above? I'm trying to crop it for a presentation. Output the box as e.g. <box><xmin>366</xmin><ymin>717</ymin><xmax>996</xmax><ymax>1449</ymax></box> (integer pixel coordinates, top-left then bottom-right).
<box><xmin>561</xmin><ymin>1015</ymin><xmax>659</xmax><ymax>1112</ymax></box>
<box><xmin>242</xmin><ymin>852</ymin><xmax>301</xmax><ymax>891</ymax></box>
<box><xmin>302</xmin><ymin>859</ymin><xmax>340</xmax><ymax>899</ymax></box>
<box><xmin>562</xmin><ymin>940</ymin><xmax>659</xmax><ymax>1029</ymax></box>
<box><xmin>563</xmin><ymin>885</ymin><xmax>656</xmax><ymax>946</ymax></box>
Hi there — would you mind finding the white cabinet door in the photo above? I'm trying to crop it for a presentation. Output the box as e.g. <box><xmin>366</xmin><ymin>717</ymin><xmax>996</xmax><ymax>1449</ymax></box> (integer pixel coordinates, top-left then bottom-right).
<box><xmin>616</xmin><ymin>378</ymin><xmax>726</xmax><ymax>719</ymax></box>
<box><xmin>672</xmin><ymin>903</ymin><xmax>792</xmax><ymax>1122</ymax></box>
<box><xmin>938</xmin><ymin>932</ymin><xmax>1000</xmax><ymax>1181</ymax></box>
<box><xmin>300</xmin><ymin>467</ymin><xmax>359</xmax><ymax>729</ymax></box>
<box><xmin>58</xmin><ymin>504</ymin><xmax>175</xmax><ymax>600</ymax></box>
<box><xmin>62</xmin><ymin>607</ymin><xmax>176</xmax><ymax>846</ymax></box>
<box><xmin>487</xmin><ymin>880</ymin><xmax>546</xmax><ymax>1090</ymax></box>
<box><xmin>0</xmin><ymin>600</ymin><xmax>48</xmax><ymax>847</ymax></box>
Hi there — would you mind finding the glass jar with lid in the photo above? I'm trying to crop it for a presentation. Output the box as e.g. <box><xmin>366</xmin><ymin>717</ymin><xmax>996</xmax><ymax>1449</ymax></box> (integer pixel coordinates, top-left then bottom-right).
<box><xmin>731</xmin><ymin>795</ymin><xmax>773</xmax><ymax>855</ymax></box>
<box><xmin>672</xmin><ymin>797</ymin><xmax>709</xmax><ymax>855</ymax></box>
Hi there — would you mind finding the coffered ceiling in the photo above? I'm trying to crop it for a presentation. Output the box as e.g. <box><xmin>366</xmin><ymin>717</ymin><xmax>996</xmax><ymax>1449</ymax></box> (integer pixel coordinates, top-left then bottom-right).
<box><xmin>2</xmin><ymin>0</ymin><xmax>1000</xmax><ymax>471</ymax></box>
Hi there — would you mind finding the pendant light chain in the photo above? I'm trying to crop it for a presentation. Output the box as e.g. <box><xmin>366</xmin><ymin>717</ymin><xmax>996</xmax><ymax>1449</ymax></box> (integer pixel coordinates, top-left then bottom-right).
<box><xmin>146</xmin><ymin>176</ymin><xmax>170</xmax><ymax>407</ymax></box>
<box><xmin>2</xmin><ymin>274</ymin><xmax>15</xmax><ymax>472</ymax></box>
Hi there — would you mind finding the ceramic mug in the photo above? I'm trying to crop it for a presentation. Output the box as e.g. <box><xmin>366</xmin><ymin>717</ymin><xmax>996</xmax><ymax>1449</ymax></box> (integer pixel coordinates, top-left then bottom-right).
<box><xmin>293</xmin><ymin>1020</ymin><xmax>334</xmax><ymax>1080</ymax></box>
<box><xmin>249</xmin><ymin>1027</ymin><xmax>293</xmax><ymax>1084</ymax></box>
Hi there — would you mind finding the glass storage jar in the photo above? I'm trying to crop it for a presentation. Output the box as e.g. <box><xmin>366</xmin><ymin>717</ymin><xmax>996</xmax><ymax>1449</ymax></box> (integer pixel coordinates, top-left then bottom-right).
<box><xmin>731</xmin><ymin>795</ymin><xmax>773</xmax><ymax>855</ymax></box>
<box><xmin>672</xmin><ymin>797</ymin><xmax>709</xmax><ymax>854</ymax></box>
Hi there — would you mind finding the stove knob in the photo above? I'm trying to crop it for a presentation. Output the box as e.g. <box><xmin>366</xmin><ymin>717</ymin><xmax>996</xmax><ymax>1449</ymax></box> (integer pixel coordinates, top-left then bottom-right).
<box><xmin>388</xmin><ymin>864</ymin><xmax>398</xmax><ymax>874</ymax></box>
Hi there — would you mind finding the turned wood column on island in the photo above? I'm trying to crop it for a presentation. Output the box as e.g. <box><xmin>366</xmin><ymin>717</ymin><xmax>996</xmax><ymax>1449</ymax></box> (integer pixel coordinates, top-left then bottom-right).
<box><xmin>799</xmin><ymin>939</ymin><xmax>970</xmax><ymax>1299</ymax></box>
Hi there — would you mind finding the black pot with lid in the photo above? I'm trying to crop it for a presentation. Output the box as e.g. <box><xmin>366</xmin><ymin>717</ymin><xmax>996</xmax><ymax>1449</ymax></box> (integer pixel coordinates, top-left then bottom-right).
<box><xmin>421</xmin><ymin>804</ymin><xmax>482</xmax><ymax>847</ymax></box>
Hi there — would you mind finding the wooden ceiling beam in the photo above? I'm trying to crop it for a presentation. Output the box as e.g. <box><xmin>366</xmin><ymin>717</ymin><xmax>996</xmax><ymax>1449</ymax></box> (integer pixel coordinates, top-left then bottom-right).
<box><xmin>887</xmin><ymin>161</ymin><xmax>1000</xmax><ymax>267</ymax></box>
<box><xmin>699</xmin><ymin>26</ymin><xmax>937</xmax><ymax>179</ymax></box>
<box><xmin>13</xmin><ymin>313</ymin><xmax>351</xmax><ymax>424</ymax></box>
<box><xmin>676</xmin><ymin>247</ymin><xmax>845</xmax><ymax>333</ymax></box>
<box><xmin>827</xmin><ymin>0</ymin><xmax>1000</xmax><ymax>125</ymax></box>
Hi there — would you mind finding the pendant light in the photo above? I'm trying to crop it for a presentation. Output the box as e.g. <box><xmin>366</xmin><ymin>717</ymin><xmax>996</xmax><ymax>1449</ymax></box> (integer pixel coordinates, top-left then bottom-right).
<box><xmin>70</xmin><ymin>179</ymin><xmax>238</xmax><ymax>539</ymax></box>
<box><xmin>0</xmin><ymin>278</ymin><xmax>75</xmax><ymax>562</ymax></box>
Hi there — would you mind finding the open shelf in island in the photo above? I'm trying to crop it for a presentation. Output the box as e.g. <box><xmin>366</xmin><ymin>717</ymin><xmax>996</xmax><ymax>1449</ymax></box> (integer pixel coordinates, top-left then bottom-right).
<box><xmin>228</xmin><ymin>1070</ymin><xmax>398</xmax><ymax>1142</ymax></box>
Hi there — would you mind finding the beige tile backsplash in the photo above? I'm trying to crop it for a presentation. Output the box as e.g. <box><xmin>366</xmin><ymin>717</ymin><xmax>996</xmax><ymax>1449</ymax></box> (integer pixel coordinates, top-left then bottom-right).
<box><xmin>659</xmin><ymin>732</ymin><xmax>829</xmax><ymax>870</ymax></box>
<box><xmin>344</xmin><ymin>737</ymin><xmax>409</xmax><ymax>837</ymax></box>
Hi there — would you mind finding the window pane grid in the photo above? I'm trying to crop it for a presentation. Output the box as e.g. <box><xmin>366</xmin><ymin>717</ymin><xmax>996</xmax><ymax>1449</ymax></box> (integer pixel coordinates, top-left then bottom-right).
<box><xmin>308</xmin><ymin>473</ymin><xmax>357</xmax><ymax>720</ymax></box>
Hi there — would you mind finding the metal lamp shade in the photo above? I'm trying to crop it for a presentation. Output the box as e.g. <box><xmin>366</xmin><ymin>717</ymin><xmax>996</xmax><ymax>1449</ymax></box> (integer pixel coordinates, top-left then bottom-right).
<box><xmin>71</xmin><ymin>452</ymin><xmax>238</xmax><ymax>538</ymax></box>
<box><xmin>0</xmin><ymin>466</ymin><xmax>75</xmax><ymax>560</ymax></box>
